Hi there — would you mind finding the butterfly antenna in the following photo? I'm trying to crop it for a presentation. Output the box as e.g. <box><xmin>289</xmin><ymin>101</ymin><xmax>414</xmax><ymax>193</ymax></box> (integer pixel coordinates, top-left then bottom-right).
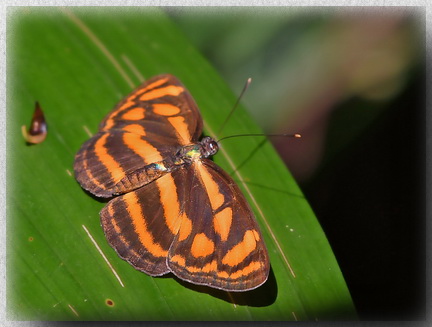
<box><xmin>216</xmin><ymin>77</ymin><xmax>252</xmax><ymax>138</ymax></box>
<box><xmin>218</xmin><ymin>133</ymin><xmax>301</xmax><ymax>143</ymax></box>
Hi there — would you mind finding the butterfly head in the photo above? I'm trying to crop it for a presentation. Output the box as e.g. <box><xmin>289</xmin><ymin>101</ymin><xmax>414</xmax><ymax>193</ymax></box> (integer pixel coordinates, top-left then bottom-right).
<box><xmin>200</xmin><ymin>136</ymin><xmax>219</xmax><ymax>158</ymax></box>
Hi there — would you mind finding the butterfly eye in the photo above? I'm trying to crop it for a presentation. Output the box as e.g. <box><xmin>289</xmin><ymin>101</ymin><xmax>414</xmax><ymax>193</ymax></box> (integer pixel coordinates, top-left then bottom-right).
<box><xmin>208</xmin><ymin>140</ymin><xmax>219</xmax><ymax>155</ymax></box>
<box><xmin>201</xmin><ymin>137</ymin><xmax>219</xmax><ymax>157</ymax></box>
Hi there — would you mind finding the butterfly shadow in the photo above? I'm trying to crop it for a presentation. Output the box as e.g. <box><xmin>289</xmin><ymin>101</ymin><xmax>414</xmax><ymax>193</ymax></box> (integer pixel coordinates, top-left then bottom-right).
<box><xmin>234</xmin><ymin>180</ymin><xmax>306</xmax><ymax>199</ymax></box>
<box><xmin>224</xmin><ymin>138</ymin><xmax>305</xmax><ymax>199</ymax></box>
<box><xmin>224</xmin><ymin>138</ymin><xmax>267</xmax><ymax>177</ymax></box>
<box><xmin>171</xmin><ymin>266</ymin><xmax>278</xmax><ymax>307</ymax></box>
<box><xmin>78</xmin><ymin>187</ymin><xmax>112</xmax><ymax>204</ymax></box>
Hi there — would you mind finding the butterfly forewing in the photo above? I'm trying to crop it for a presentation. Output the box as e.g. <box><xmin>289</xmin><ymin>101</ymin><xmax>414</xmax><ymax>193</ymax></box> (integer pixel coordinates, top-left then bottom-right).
<box><xmin>74</xmin><ymin>130</ymin><xmax>178</xmax><ymax>197</ymax></box>
<box><xmin>99</xmin><ymin>74</ymin><xmax>203</xmax><ymax>142</ymax></box>
<box><xmin>74</xmin><ymin>74</ymin><xmax>270</xmax><ymax>291</ymax></box>
<box><xmin>74</xmin><ymin>74</ymin><xmax>203</xmax><ymax>197</ymax></box>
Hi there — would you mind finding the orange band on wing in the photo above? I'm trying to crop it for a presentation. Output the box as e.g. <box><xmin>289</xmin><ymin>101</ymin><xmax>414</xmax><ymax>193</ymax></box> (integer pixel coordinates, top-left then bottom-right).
<box><xmin>107</xmin><ymin>204</ymin><xmax>122</xmax><ymax>234</ymax></box>
<box><xmin>102</xmin><ymin>77</ymin><xmax>169</xmax><ymax>130</ymax></box>
<box><xmin>103</xmin><ymin>99</ymin><xmax>135</xmax><ymax>130</ymax></box>
<box><xmin>191</xmin><ymin>233</ymin><xmax>215</xmax><ymax>258</ymax></box>
<box><xmin>139</xmin><ymin>85</ymin><xmax>184</xmax><ymax>101</ymax></box>
<box><xmin>186</xmin><ymin>260</ymin><xmax>217</xmax><ymax>274</ymax></box>
<box><xmin>178</xmin><ymin>214</ymin><xmax>192</xmax><ymax>241</ymax></box>
<box><xmin>81</xmin><ymin>149</ymin><xmax>106</xmax><ymax>190</ymax></box>
<box><xmin>167</xmin><ymin>116</ymin><xmax>191</xmax><ymax>145</ymax></box>
<box><xmin>110</xmin><ymin>216</ymin><xmax>131</xmax><ymax>248</ymax></box>
<box><xmin>124</xmin><ymin>192</ymin><xmax>167</xmax><ymax>257</ymax></box>
<box><xmin>172</xmin><ymin>258</ymin><xmax>261</xmax><ymax>280</ymax></box>
<box><xmin>135</xmin><ymin>77</ymin><xmax>169</xmax><ymax>97</ymax></box>
<box><xmin>121</xmin><ymin>107</ymin><xmax>146</xmax><ymax>120</ymax></box>
<box><xmin>122</xmin><ymin>133</ymin><xmax>163</xmax><ymax>163</ymax></box>
<box><xmin>171</xmin><ymin>254</ymin><xmax>186</xmax><ymax>266</ymax></box>
<box><xmin>122</xmin><ymin>124</ymin><xmax>146</xmax><ymax>136</ymax></box>
<box><xmin>229</xmin><ymin>261</ymin><xmax>262</xmax><ymax>279</ymax></box>
<box><xmin>252</xmin><ymin>229</ymin><xmax>261</xmax><ymax>242</ymax></box>
<box><xmin>213</xmin><ymin>207</ymin><xmax>232</xmax><ymax>242</ymax></box>
<box><xmin>222</xmin><ymin>230</ymin><xmax>257</xmax><ymax>266</ymax></box>
<box><xmin>94</xmin><ymin>134</ymin><xmax>125</xmax><ymax>182</ymax></box>
<box><xmin>156</xmin><ymin>175</ymin><xmax>182</xmax><ymax>235</ymax></box>
<box><xmin>196</xmin><ymin>163</ymin><xmax>224</xmax><ymax>211</ymax></box>
<box><xmin>152</xmin><ymin>103</ymin><xmax>181</xmax><ymax>116</ymax></box>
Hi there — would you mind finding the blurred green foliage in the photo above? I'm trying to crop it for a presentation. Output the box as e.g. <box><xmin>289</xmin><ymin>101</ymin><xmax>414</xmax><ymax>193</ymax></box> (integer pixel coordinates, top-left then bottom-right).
<box><xmin>167</xmin><ymin>7</ymin><xmax>423</xmax><ymax>181</ymax></box>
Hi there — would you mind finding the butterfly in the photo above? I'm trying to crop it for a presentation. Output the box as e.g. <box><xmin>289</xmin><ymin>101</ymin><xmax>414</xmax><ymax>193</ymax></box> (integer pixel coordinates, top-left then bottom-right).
<box><xmin>73</xmin><ymin>74</ymin><xmax>270</xmax><ymax>291</ymax></box>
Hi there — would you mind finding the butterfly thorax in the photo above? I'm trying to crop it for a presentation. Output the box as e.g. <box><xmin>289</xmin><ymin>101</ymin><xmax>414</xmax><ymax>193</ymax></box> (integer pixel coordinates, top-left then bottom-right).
<box><xmin>111</xmin><ymin>137</ymin><xmax>218</xmax><ymax>195</ymax></box>
<box><xmin>174</xmin><ymin>136</ymin><xmax>219</xmax><ymax>165</ymax></box>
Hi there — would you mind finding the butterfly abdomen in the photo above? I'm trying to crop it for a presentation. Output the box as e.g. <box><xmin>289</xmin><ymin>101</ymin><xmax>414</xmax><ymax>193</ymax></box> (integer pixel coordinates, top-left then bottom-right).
<box><xmin>112</xmin><ymin>138</ymin><xmax>218</xmax><ymax>195</ymax></box>
<box><xmin>112</xmin><ymin>160</ymin><xmax>176</xmax><ymax>195</ymax></box>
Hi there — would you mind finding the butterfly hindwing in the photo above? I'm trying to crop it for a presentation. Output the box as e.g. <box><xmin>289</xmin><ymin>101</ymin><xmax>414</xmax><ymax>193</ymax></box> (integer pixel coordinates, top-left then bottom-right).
<box><xmin>100</xmin><ymin>167</ymin><xmax>190</xmax><ymax>276</ymax></box>
<box><xmin>168</xmin><ymin>160</ymin><xmax>270</xmax><ymax>291</ymax></box>
<box><xmin>100</xmin><ymin>158</ymin><xmax>269</xmax><ymax>291</ymax></box>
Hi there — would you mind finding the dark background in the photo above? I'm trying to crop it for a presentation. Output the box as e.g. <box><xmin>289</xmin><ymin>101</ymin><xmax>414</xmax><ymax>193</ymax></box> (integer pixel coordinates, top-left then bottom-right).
<box><xmin>302</xmin><ymin>72</ymin><xmax>425</xmax><ymax>320</ymax></box>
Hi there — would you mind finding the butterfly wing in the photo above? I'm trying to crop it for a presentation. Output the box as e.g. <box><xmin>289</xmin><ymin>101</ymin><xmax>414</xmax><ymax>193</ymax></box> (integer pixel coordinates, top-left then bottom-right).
<box><xmin>74</xmin><ymin>74</ymin><xmax>203</xmax><ymax>197</ymax></box>
<box><xmin>100</xmin><ymin>158</ymin><xmax>269</xmax><ymax>290</ymax></box>
<box><xmin>99</xmin><ymin>74</ymin><xmax>203</xmax><ymax>141</ymax></box>
<box><xmin>168</xmin><ymin>160</ymin><xmax>270</xmax><ymax>291</ymax></box>
<box><xmin>99</xmin><ymin>168</ymin><xmax>192</xmax><ymax>276</ymax></box>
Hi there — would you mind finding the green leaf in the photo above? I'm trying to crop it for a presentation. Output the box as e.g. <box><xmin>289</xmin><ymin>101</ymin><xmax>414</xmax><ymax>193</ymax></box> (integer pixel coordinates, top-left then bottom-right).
<box><xmin>7</xmin><ymin>7</ymin><xmax>356</xmax><ymax>321</ymax></box>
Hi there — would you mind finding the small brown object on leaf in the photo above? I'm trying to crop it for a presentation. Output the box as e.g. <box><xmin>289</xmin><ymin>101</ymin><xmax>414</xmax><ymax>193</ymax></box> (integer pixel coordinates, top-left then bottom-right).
<box><xmin>22</xmin><ymin>101</ymin><xmax>47</xmax><ymax>144</ymax></box>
